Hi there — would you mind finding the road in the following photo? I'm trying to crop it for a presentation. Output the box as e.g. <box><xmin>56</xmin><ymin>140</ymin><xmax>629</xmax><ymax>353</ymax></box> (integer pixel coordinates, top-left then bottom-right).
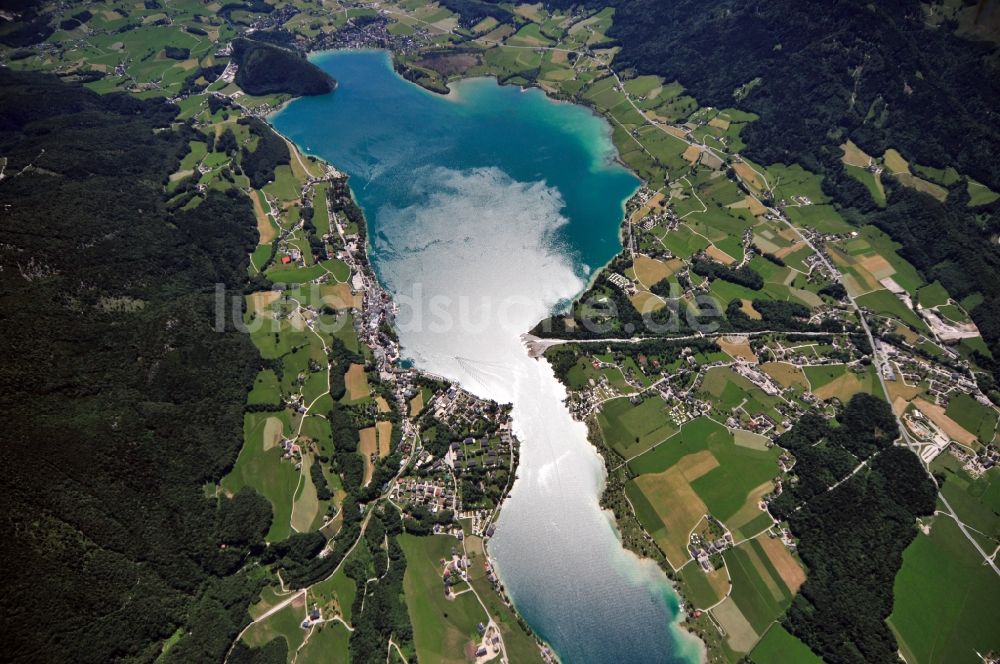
<box><xmin>523</xmin><ymin>329</ymin><xmax>845</xmax><ymax>358</ymax></box>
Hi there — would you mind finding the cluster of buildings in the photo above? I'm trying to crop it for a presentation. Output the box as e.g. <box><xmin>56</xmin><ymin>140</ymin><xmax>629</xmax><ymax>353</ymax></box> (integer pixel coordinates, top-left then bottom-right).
<box><xmin>462</xmin><ymin>509</ymin><xmax>498</xmax><ymax>538</ymax></box>
<box><xmin>300</xmin><ymin>604</ymin><xmax>323</xmax><ymax>630</ymax></box>
<box><xmin>474</xmin><ymin>621</ymin><xmax>503</xmax><ymax>662</ymax></box>
<box><xmin>441</xmin><ymin>550</ymin><xmax>471</xmax><ymax>596</ymax></box>
<box><xmin>311</xmin><ymin>6</ymin><xmax>423</xmax><ymax>54</ymax></box>
<box><xmin>903</xmin><ymin>409</ymin><xmax>952</xmax><ymax>463</ymax></box>
<box><xmin>948</xmin><ymin>443</ymin><xmax>999</xmax><ymax>479</ymax></box>
<box><xmin>244</xmin><ymin>4</ymin><xmax>300</xmax><ymax>33</ymax></box>
<box><xmin>732</xmin><ymin>359</ymin><xmax>783</xmax><ymax>397</ymax></box>
<box><xmin>606</xmin><ymin>271</ymin><xmax>636</xmax><ymax>295</ymax></box>
<box><xmin>429</xmin><ymin>385</ymin><xmax>501</xmax><ymax>431</ymax></box>
<box><xmin>390</xmin><ymin>477</ymin><xmax>459</xmax><ymax>513</ymax></box>
<box><xmin>688</xmin><ymin>527</ymin><xmax>735</xmax><ymax>572</ymax></box>
<box><xmin>446</xmin><ymin>434</ymin><xmax>512</xmax><ymax>473</ymax></box>
<box><xmin>725</xmin><ymin>411</ymin><xmax>778</xmax><ymax>436</ymax></box>
<box><xmin>877</xmin><ymin>336</ymin><xmax>980</xmax><ymax>401</ymax></box>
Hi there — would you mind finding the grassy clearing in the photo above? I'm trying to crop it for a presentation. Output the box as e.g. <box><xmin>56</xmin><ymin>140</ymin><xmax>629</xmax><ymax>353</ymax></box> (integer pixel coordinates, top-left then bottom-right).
<box><xmin>376</xmin><ymin>420</ymin><xmax>393</xmax><ymax>458</ymax></box>
<box><xmin>242</xmin><ymin>591</ymin><xmax>306</xmax><ymax>653</ymax></box>
<box><xmin>263</xmin><ymin>164</ymin><xmax>301</xmax><ymax>202</ymax></box>
<box><xmin>883</xmin><ymin>148</ymin><xmax>910</xmax><ymax>174</ymax></box>
<box><xmin>290</xmin><ymin>454</ymin><xmax>320</xmax><ymax>533</ymax></box>
<box><xmin>917</xmin><ymin>280</ymin><xmax>950</xmax><ymax>308</ymax></box>
<box><xmin>359</xmin><ymin>427</ymin><xmax>377</xmax><ymax>486</ymax></box>
<box><xmin>409</xmin><ymin>392</ymin><xmax>425</xmax><ymax>417</ymax></box>
<box><xmin>967</xmin><ymin>179</ymin><xmax>999</xmax><ymax>207</ymax></box>
<box><xmin>844</xmin><ymin>164</ymin><xmax>886</xmax><ymax>206</ymax></box>
<box><xmin>223</xmin><ymin>413</ymin><xmax>298</xmax><ymax>542</ymax></box>
<box><xmin>895</xmin><ymin>172</ymin><xmax>949</xmax><ymax>201</ymax></box>
<box><xmin>247</xmin><ymin>369</ymin><xmax>282</xmax><ymax>406</ymax></box>
<box><xmin>840</xmin><ymin>140</ymin><xmax>873</xmax><ymax>168</ymax></box>
<box><xmin>310</xmin><ymin>563</ymin><xmax>358</xmax><ymax>623</ymax></box>
<box><xmin>297</xmin><ymin>622</ymin><xmax>351</xmax><ymax>664</ymax></box>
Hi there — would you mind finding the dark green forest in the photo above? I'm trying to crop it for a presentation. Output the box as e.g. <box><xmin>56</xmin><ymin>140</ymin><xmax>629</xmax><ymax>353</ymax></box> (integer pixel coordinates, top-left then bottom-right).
<box><xmin>231</xmin><ymin>38</ymin><xmax>336</xmax><ymax>96</ymax></box>
<box><xmin>0</xmin><ymin>70</ymin><xmax>266</xmax><ymax>663</ymax></box>
<box><xmin>769</xmin><ymin>395</ymin><xmax>937</xmax><ymax>664</ymax></box>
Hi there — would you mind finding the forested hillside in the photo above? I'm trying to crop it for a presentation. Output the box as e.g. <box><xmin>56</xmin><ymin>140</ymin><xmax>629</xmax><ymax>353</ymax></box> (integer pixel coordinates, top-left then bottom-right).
<box><xmin>605</xmin><ymin>0</ymin><xmax>999</xmax><ymax>189</ymax></box>
<box><xmin>231</xmin><ymin>38</ymin><xmax>337</xmax><ymax>96</ymax></box>
<box><xmin>0</xmin><ymin>70</ymin><xmax>267</xmax><ymax>663</ymax></box>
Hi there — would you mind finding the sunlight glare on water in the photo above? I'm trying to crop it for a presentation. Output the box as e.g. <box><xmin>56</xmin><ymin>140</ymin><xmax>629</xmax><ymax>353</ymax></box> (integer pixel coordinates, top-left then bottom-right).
<box><xmin>272</xmin><ymin>49</ymin><xmax>703</xmax><ymax>664</ymax></box>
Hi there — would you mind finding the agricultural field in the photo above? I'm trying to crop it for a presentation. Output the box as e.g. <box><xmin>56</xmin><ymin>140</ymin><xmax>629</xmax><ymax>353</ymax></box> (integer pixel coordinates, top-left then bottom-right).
<box><xmin>930</xmin><ymin>452</ymin><xmax>1000</xmax><ymax>549</ymax></box>
<box><xmin>678</xmin><ymin>561</ymin><xmax>730</xmax><ymax>609</ymax></box>
<box><xmin>597</xmin><ymin>395</ymin><xmax>679</xmax><ymax>458</ymax></box>
<box><xmin>801</xmin><ymin>364</ymin><xmax>879</xmax><ymax>402</ymax></box>
<box><xmin>625</xmin><ymin>416</ymin><xmax>781</xmax><ymax>566</ymax></box>
<box><xmin>945</xmin><ymin>393</ymin><xmax>998</xmax><ymax>444</ymax></box>
<box><xmin>711</xmin><ymin>536</ymin><xmax>805</xmax><ymax>654</ymax></box>
<box><xmin>296</xmin><ymin>622</ymin><xmax>352</xmax><ymax>664</ymax></box>
<box><xmin>749</xmin><ymin>624</ymin><xmax>821</xmax><ymax>664</ymax></box>
<box><xmin>889</xmin><ymin>516</ymin><xmax>1000</xmax><ymax>664</ymax></box>
<box><xmin>222</xmin><ymin>413</ymin><xmax>299</xmax><ymax>542</ymax></box>
<box><xmin>399</xmin><ymin>534</ymin><xmax>488</xmax><ymax>664</ymax></box>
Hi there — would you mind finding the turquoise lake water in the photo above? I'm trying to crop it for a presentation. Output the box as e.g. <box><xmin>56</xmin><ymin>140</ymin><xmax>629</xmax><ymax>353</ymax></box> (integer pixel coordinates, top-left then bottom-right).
<box><xmin>272</xmin><ymin>49</ymin><xmax>703</xmax><ymax>664</ymax></box>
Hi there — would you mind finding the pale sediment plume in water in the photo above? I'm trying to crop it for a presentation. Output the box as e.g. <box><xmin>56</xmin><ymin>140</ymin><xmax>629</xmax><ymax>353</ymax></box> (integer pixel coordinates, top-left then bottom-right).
<box><xmin>272</xmin><ymin>49</ymin><xmax>703</xmax><ymax>664</ymax></box>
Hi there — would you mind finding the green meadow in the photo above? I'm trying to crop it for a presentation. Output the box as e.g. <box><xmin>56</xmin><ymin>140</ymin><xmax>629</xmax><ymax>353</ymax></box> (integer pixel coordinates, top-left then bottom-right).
<box><xmin>597</xmin><ymin>396</ymin><xmax>679</xmax><ymax>458</ymax></box>
<box><xmin>889</xmin><ymin>516</ymin><xmax>1000</xmax><ymax>664</ymax></box>
<box><xmin>750</xmin><ymin>624</ymin><xmax>821</xmax><ymax>664</ymax></box>
<box><xmin>400</xmin><ymin>535</ymin><xmax>487</xmax><ymax>664</ymax></box>
<box><xmin>222</xmin><ymin>412</ymin><xmax>298</xmax><ymax>542</ymax></box>
<box><xmin>724</xmin><ymin>539</ymin><xmax>795</xmax><ymax>634</ymax></box>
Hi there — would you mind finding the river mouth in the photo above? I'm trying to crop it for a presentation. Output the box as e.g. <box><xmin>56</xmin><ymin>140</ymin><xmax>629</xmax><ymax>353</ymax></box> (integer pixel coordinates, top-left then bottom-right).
<box><xmin>271</xmin><ymin>49</ymin><xmax>702</xmax><ymax>664</ymax></box>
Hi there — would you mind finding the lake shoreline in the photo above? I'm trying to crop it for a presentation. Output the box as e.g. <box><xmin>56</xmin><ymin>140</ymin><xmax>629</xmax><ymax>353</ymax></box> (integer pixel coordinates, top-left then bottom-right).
<box><xmin>272</xmin><ymin>48</ymin><xmax>704</xmax><ymax>664</ymax></box>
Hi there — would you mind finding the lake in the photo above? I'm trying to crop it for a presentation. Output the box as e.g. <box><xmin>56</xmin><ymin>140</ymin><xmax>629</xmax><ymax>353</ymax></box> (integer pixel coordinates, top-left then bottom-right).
<box><xmin>272</xmin><ymin>49</ymin><xmax>702</xmax><ymax>664</ymax></box>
